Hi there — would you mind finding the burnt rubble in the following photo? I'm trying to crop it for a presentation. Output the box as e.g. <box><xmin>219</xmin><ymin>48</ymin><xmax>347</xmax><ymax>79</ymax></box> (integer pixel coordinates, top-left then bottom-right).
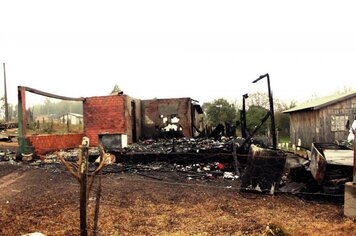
<box><xmin>280</xmin><ymin>158</ymin><xmax>353</xmax><ymax>198</ymax></box>
<box><xmin>241</xmin><ymin>145</ymin><xmax>287</xmax><ymax>194</ymax></box>
<box><xmin>1</xmin><ymin>134</ymin><xmax>353</xmax><ymax>200</ymax></box>
<box><xmin>102</xmin><ymin>137</ymin><xmax>241</xmax><ymax>184</ymax></box>
<box><xmin>120</xmin><ymin>137</ymin><xmax>236</xmax><ymax>154</ymax></box>
<box><xmin>0</xmin><ymin>150</ymin><xmax>17</xmax><ymax>163</ymax></box>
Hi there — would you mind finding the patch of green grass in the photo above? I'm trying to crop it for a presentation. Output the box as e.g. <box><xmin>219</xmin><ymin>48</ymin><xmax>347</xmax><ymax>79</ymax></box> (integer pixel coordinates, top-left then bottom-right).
<box><xmin>28</xmin><ymin>121</ymin><xmax>83</xmax><ymax>134</ymax></box>
<box><xmin>278</xmin><ymin>136</ymin><xmax>290</xmax><ymax>144</ymax></box>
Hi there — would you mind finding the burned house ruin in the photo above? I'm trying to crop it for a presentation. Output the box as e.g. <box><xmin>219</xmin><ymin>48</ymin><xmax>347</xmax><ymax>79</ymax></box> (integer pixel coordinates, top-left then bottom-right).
<box><xmin>17</xmin><ymin>86</ymin><xmax>203</xmax><ymax>155</ymax></box>
<box><xmin>141</xmin><ymin>98</ymin><xmax>203</xmax><ymax>139</ymax></box>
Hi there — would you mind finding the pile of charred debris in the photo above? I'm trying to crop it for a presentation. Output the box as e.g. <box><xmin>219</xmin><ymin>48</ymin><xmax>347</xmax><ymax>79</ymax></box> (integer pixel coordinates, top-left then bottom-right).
<box><xmin>1</xmin><ymin>134</ymin><xmax>353</xmax><ymax>200</ymax></box>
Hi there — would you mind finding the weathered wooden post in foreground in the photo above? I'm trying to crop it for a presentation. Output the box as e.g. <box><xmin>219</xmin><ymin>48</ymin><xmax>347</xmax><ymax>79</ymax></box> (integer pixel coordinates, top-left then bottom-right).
<box><xmin>79</xmin><ymin>137</ymin><xmax>89</xmax><ymax>236</ymax></box>
<box><xmin>57</xmin><ymin>137</ymin><xmax>110</xmax><ymax>235</ymax></box>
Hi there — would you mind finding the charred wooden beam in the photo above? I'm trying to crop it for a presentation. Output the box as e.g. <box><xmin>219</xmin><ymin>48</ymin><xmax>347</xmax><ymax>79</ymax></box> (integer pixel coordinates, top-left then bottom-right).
<box><xmin>19</xmin><ymin>86</ymin><xmax>85</xmax><ymax>101</ymax></box>
<box><xmin>209</xmin><ymin>124</ymin><xmax>224</xmax><ymax>138</ymax></box>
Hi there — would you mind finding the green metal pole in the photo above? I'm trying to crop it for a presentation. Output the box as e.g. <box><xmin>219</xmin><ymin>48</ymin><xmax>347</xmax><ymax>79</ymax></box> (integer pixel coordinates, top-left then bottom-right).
<box><xmin>17</xmin><ymin>86</ymin><xmax>25</xmax><ymax>153</ymax></box>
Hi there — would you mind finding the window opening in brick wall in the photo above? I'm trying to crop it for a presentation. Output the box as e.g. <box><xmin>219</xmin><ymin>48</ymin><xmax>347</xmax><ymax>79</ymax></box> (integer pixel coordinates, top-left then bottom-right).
<box><xmin>25</xmin><ymin>90</ymin><xmax>84</xmax><ymax>135</ymax></box>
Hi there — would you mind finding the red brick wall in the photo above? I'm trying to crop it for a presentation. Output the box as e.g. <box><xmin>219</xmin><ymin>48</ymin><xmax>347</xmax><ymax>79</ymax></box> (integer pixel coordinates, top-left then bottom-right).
<box><xmin>27</xmin><ymin>133</ymin><xmax>84</xmax><ymax>155</ymax></box>
<box><xmin>83</xmin><ymin>95</ymin><xmax>126</xmax><ymax>146</ymax></box>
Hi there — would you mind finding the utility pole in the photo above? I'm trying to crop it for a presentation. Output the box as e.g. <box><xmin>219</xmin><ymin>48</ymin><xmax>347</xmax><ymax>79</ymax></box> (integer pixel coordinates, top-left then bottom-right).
<box><xmin>3</xmin><ymin>63</ymin><xmax>9</xmax><ymax>122</ymax></box>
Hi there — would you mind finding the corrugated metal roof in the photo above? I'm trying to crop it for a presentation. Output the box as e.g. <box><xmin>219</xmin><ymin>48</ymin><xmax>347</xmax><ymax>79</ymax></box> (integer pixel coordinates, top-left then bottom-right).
<box><xmin>284</xmin><ymin>91</ymin><xmax>356</xmax><ymax>113</ymax></box>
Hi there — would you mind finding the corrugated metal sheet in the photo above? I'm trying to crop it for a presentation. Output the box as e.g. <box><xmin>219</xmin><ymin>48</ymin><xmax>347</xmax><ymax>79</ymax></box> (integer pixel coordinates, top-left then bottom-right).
<box><xmin>284</xmin><ymin>91</ymin><xmax>356</xmax><ymax>113</ymax></box>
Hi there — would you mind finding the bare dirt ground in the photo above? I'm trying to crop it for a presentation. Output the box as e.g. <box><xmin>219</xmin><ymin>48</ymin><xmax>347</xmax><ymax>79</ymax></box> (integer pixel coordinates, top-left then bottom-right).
<box><xmin>0</xmin><ymin>162</ymin><xmax>355</xmax><ymax>236</ymax></box>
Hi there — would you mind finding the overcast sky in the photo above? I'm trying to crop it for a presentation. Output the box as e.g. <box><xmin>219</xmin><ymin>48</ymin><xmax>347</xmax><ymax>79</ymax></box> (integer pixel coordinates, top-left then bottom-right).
<box><xmin>1</xmin><ymin>0</ymin><xmax>355</xmax><ymax>107</ymax></box>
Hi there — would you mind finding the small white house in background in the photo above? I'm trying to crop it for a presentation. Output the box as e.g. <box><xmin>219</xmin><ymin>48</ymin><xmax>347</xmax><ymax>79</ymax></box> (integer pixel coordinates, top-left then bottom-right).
<box><xmin>59</xmin><ymin>113</ymin><xmax>83</xmax><ymax>125</ymax></box>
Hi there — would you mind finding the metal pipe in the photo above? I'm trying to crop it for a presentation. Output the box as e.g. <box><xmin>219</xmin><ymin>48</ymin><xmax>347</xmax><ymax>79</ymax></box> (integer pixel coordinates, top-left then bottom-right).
<box><xmin>241</xmin><ymin>93</ymin><xmax>248</xmax><ymax>138</ymax></box>
<box><xmin>252</xmin><ymin>74</ymin><xmax>277</xmax><ymax>149</ymax></box>
<box><xmin>252</xmin><ymin>75</ymin><xmax>264</xmax><ymax>83</ymax></box>
<box><xmin>238</xmin><ymin>111</ymin><xmax>271</xmax><ymax>151</ymax></box>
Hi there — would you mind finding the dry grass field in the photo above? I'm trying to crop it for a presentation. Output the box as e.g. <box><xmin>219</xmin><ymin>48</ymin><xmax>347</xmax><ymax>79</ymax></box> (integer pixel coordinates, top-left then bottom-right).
<box><xmin>0</xmin><ymin>163</ymin><xmax>355</xmax><ymax>236</ymax></box>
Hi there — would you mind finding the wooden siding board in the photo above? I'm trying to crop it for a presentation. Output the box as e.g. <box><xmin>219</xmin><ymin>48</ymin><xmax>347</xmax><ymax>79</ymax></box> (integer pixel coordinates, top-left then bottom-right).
<box><xmin>289</xmin><ymin>96</ymin><xmax>356</xmax><ymax>147</ymax></box>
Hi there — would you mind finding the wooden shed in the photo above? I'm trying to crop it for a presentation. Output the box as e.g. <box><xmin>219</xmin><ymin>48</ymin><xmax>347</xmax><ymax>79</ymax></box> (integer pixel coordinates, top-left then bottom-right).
<box><xmin>284</xmin><ymin>91</ymin><xmax>356</xmax><ymax>147</ymax></box>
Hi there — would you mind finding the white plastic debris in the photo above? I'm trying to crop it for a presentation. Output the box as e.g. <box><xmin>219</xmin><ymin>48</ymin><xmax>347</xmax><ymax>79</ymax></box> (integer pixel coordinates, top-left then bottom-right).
<box><xmin>269</xmin><ymin>183</ymin><xmax>275</xmax><ymax>195</ymax></box>
<box><xmin>347</xmin><ymin>120</ymin><xmax>356</xmax><ymax>142</ymax></box>
<box><xmin>255</xmin><ymin>184</ymin><xmax>262</xmax><ymax>192</ymax></box>
<box><xmin>223</xmin><ymin>172</ymin><xmax>239</xmax><ymax>180</ymax></box>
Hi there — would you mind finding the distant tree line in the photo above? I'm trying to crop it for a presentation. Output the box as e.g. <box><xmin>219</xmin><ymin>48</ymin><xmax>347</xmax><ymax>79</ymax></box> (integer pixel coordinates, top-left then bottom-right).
<box><xmin>0</xmin><ymin>97</ymin><xmax>17</xmax><ymax>122</ymax></box>
<box><xmin>0</xmin><ymin>98</ymin><xmax>83</xmax><ymax>124</ymax></box>
<box><xmin>202</xmin><ymin>92</ymin><xmax>296</xmax><ymax>140</ymax></box>
<box><xmin>30</xmin><ymin>98</ymin><xmax>83</xmax><ymax>118</ymax></box>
